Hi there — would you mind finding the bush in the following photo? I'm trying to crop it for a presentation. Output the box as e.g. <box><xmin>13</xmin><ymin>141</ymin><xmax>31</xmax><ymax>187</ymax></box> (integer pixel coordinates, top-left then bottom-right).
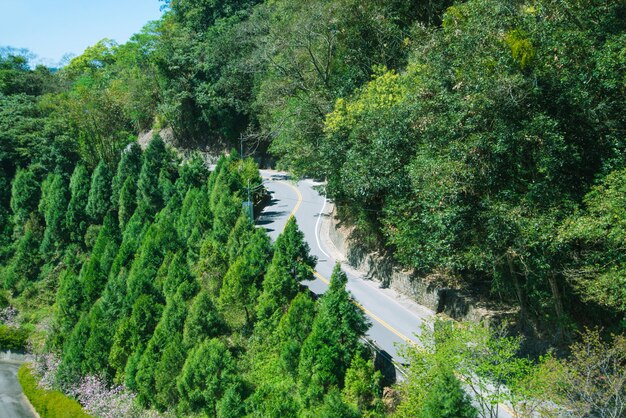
<box><xmin>0</xmin><ymin>324</ymin><xmax>29</xmax><ymax>351</ymax></box>
<box><xmin>17</xmin><ymin>364</ymin><xmax>91</xmax><ymax>418</ymax></box>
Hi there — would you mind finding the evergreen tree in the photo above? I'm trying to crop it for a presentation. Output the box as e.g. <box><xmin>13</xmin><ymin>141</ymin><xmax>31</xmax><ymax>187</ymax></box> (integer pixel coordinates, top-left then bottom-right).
<box><xmin>3</xmin><ymin>228</ymin><xmax>40</xmax><ymax>292</ymax></box>
<box><xmin>80</xmin><ymin>212</ymin><xmax>120</xmax><ymax>307</ymax></box>
<box><xmin>298</xmin><ymin>264</ymin><xmax>370</xmax><ymax>405</ymax></box>
<box><xmin>257</xmin><ymin>217</ymin><xmax>316</xmax><ymax>321</ymax></box>
<box><xmin>118</xmin><ymin>175</ymin><xmax>137</xmax><ymax>229</ymax></box>
<box><xmin>111</xmin><ymin>142</ymin><xmax>141</xmax><ymax>206</ymax></box>
<box><xmin>54</xmin><ymin>268</ymin><xmax>84</xmax><ymax>348</ymax></box>
<box><xmin>420</xmin><ymin>368</ymin><xmax>478</xmax><ymax>418</ymax></box>
<box><xmin>10</xmin><ymin>167</ymin><xmax>40</xmax><ymax>237</ymax></box>
<box><xmin>57</xmin><ymin>314</ymin><xmax>90</xmax><ymax>388</ymax></box>
<box><xmin>86</xmin><ymin>160</ymin><xmax>112</xmax><ymax>223</ymax></box>
<box><xmin>154</xmin><ymin>334</ymin><xmax>187</xmax><ymax>410</ymax></box>
<box><xmin>220</xmin><ymin>228</ymin><xmax>271</xmax><ymax>326</ymax></box>
<box><xmin>183</xmin><ymin>291</ymin><xmax>225</xmax><ymax>348</ymax></box>
<box><xmin>137</xmin><ymin>135</ymin><xmax>168</xmax><ymax>216</ymax></box>
<box><xmin>39</xmin><ymin>173</ymin><xmax>69</xmax><ymax>256</ymax></box>
<box><xmin>177</xmin><ymin>338</ymin><xmax>239</xmax><ymax>416</ymax></box>
<box><xmin>275</xmin><ymin>292</ymin><xmax>316</xmax><ymax>375</ymax></box>
<box><xmin>65</xmin><ymin>164</ymin><xmax>90</xmax><ymax>244</ymax></box>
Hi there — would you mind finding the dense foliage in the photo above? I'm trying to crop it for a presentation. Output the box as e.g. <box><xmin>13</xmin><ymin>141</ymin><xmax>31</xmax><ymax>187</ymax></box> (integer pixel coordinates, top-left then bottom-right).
<box><xmin>1</xmin><ymin>0</ymin><xmax>624</xmax><ymax>415</ymax></box>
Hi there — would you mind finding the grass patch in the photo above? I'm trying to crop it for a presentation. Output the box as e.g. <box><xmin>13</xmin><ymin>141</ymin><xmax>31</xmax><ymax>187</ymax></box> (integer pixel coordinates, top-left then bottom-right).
<box><xmin>17</xmin><ymin>364</ymin><xmax>91</xmax><ymax>418</ymax></box>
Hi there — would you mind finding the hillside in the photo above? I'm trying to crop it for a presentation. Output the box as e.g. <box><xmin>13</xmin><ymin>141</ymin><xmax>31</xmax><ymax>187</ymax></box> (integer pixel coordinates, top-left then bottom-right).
<box><xmin>0</xmin><ymin>0</ymin><xmax>624</xmax><ymax>416</ymax></box>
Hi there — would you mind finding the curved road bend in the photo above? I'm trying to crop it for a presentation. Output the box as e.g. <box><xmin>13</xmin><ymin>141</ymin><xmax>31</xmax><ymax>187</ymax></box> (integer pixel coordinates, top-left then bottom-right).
<box><xmin>258</xmin><ymin>170</ymin><xmax>432</xmax><ymax>363</ymax></box>
<box><xmin>258</xmin><ymin>170</ymin><xmax>514</xmax><ymax>418</ymax></box>
<box><xmin>0</xmin><ymin>361</ymin><xmax>37</xmax><ymax>418</ymax></box>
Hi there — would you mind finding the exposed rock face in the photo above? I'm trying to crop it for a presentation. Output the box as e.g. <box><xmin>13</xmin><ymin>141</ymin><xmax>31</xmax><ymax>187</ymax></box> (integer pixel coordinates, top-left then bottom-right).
<box><xmin>326</xmin><ymin>207</ymin><xmax>517</xmax><ymax>328</ymax></box>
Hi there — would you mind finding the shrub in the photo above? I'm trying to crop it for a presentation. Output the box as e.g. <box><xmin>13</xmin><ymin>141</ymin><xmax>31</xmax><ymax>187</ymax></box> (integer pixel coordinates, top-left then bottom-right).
<box><xmin>0</xmin><ymin>324</ymin><xmax>29</xmax><ymax>351</ymax></box>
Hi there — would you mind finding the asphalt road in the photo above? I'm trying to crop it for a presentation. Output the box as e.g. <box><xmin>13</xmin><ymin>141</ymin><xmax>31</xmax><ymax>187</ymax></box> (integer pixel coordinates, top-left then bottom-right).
<box><xmin>258</xmin><ymin>171</ymin><xmax>433</xmax><ymax>366</ymax></box>
<box><xmin>258</xmin><ymin>170</ymin><xmax>515</xmax><ymax>418</ymax></box>
<box><xmin>0</xmin><ymin>361</ymin><xmax>36</xmax><ymax>418</ymax></box>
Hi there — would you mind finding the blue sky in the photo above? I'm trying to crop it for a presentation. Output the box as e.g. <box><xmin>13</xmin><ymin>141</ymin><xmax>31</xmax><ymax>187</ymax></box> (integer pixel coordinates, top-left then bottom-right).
<box><xmin>0</xmin><ymin>0</ymin><xmax>164</xmax><ymax>66</ymax></box>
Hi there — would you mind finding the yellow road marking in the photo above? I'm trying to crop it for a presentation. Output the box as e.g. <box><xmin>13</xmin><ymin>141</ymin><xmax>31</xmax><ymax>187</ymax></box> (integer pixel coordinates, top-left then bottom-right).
<box><xmin>274</xmin><ymin>175</ymin><xmax>516</xmax><ymax>417</ymax></box>
<box><xmin>278</xmin><ymin>180</ymin><xmax>302</xmax><ymax>218</ymax></box>
<box><xmin>312</xmin><ymin>270</ymin><xmax>415</xmax><ymax>345</ymax></box>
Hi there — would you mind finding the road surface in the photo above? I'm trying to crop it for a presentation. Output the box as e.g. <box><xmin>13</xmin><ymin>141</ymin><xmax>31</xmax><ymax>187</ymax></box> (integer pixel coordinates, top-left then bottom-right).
<box><xmin>258</xmin><ymin>170</ymin><xmax>515</xmax><ymax>418</ymax></box>
<box><xmin>0</xmin><ymin>361</ymin><xmax>37</xmax><ymax>418</ymax></box>
<box><xmin>257</xmin><ymin>171</ymin><xmax>432</xmax><ymax>366</ymax></box>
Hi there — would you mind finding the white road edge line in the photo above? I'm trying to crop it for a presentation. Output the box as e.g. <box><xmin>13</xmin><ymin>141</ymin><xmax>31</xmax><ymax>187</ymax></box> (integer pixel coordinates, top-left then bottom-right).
<box><xmin>315</xmin><ymin>195</ymin><xmax>330</xmax><ymax>258</ymax></box>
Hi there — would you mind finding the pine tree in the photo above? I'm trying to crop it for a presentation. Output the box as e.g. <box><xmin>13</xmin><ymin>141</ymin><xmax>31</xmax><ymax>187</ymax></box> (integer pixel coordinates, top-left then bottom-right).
<box><xmin>65</xmin><ymin>164</ymin><xmax>90</xmax><ymax>244</ymax></box>
<box><xmin>86</xmin><ymin>160</ymin><xmax>112</xmax><ymax>224</ymax></box>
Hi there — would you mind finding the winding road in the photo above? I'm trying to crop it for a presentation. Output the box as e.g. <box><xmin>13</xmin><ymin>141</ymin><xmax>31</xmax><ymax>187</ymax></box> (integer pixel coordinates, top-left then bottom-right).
<box><xmin>258</xmin><ymin>170</ymin><xmax>515</xmax><ymax>418</ymax></box>
<box><xmin>257</xmin><ymin>171</ymin><xmax>433</xmax><ymax>369</ymax></box>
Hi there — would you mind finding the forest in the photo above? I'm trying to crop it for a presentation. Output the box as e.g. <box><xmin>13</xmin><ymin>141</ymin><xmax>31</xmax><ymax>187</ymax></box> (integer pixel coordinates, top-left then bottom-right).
<box><xmin>0</xmin><ymin>0</ymin><xmax>624</xmax><ymax>416</ymax></box>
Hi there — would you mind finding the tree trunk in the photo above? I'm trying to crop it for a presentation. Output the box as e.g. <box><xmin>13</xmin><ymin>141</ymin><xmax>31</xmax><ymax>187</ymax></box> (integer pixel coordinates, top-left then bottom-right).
<box><xmin>508</xmin><ymin>254</ymin><xmax>527</xmax><ymax>324</ymax></box>
<box><xmin>548</xmin><ymin>274</ymin><xmax>565</xmax><ymax>337</ymax></box>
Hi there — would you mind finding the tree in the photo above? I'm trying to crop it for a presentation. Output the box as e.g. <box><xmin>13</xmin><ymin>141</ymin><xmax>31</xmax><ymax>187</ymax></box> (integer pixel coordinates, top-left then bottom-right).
<box><xmin>118</xmin><ymin>176</ymin><xmax>137</xmax><ymax>229</ymax></box>
<box><xmin>111</xmin><ymin>142</ymin><xmax>142</xmax><ymax>206</ymax></box>
<box><xmin>220</xmin><ymin>228</ymin><xmax>271</xmax><ymax>326</ymax></box>
<box><xmin>420</xmin><ymin>368</ymin><xmax>477</xmax><ymax>418</ymax></box>
<box><xmin>183</xmin><ymin>291</ymin><xmax>225</xmax><ymax>348</ymax></box>
<box><xmin>39</xmin><ymin>173</ymin><xmax>69</xmax><ymax>256</ymax></box>
<box><xmin>177</xmin><ymin>338</ymin><xmax>239</xmax><ymax>416</ymax></box>
<box><xmin>298</xmin><ymin>264</ymin><xmax>369</xmax><ymax>405</ymax></box>
<box><xmin>560</xmin><ymin>168</ymin><xmax>626</xmax><ymax>315</ymax></box>
<box><xmin>342</xmin><ymin>356</ymin><xmax>383</xmax><ymax>414</ymax></box>
<box><xmin>10</xmin><ymin>167</ymin><xmax>40</xmax><ymax>237</ymax></box>
<box><xmin>54</xmin><ymin>268</ymin><xmax>84</xmax><ymax>349</ymax></box>
<box><xmin>86</xmin><ymin>160</ymin><xmax>112</xmax><ymax>224</ymax></box>
<box><xmin>80</xmin><ymin>212</ymin><xmax>120</xmax><ymax>307</ymax></box>
<box><xmin>65</xmin><ymin>164</ymin><xmax>90</xmax><ymax>244</ymax></box>
<box><xmin>257</xmin><ymin>217</ymin><xmax>316</xmax><ymax>321</ymax></box>
<box><xmin>554</xmin><ymin>329</ymin><xmax>626</xmax><ymax>417</ymax></box>
<box><xmin>137</xmin><ymin>135</ymin><xmax>168</xmax><ymax>216</ymax></box>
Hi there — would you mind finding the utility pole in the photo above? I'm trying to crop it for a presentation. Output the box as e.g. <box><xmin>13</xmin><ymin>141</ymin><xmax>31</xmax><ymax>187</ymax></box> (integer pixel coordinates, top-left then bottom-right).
<box><xmin>243</xmin><ymin>178</ymin><xmax>253</xmax><ymax>222</ymax></box>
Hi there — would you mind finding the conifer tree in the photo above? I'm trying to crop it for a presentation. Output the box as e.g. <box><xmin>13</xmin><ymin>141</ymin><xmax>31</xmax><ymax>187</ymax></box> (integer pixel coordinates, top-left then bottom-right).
<box><xmin>10</xmin><ymin>167</ymin><xmax>40</xmax><ymax>237</ymax></box>
<box><xmin>3</xmin><ymin>229</ymin><xmax>40</xmax><ymax>291</ymax></box>
<box><xmin>54</xmin><ymin>268</ymin><xmax>84</xmax><ymax>348</ymax></box>
<box><xmin>220</xmin><ymin>228</ymin><xmax>271</xmax><ymax>325</ymax></box>
<box><xmin>183</xmin><ymin>291</ymin><xmax>225</xmax><ymax>348</ymax></box>
<box><xmin>118</xmin><ymin>175</ymin><xmax>137</xmax><ymax>229</ymax></box>
<box><xmin>81</xmin><ymin>212</ymin><xmax>120</xmax><ymax>307</ymax></box>
<box><xmin>136</xmin><ymin>292</ymin><xmax>188</xmax><ymax>407</ymax></box>
<box><xmin>177</xmin><ymin>338</ymin><xmax>239</xmax><ymax>416</ymax></box>
<box><xmin>257</xmin><ymin>217</ymin><xmax>316</xmax><ymax>321</ymax></box>
<box><xmin>86</xmin><ymin>160</ymin><xmax>112</xmax><ymax>223</ymax></box>
<box><xmin>111</xmin><ymin>142</ymin><xmax>141</xmax><ymax>206</ymax></box>
<box><xmin>39</xmin><ymin>173</ymin><xmax>69</xmax><ymax>256</ymax></box>
<box><xmin>298</xmin><ymin>264</ymin><xmax>369</xmax><ymax>405</ymax></box>
<box><xmin>65</xmin><ymin>164</ymin><xmax>90</xmax><ymax>244</ymax></box>
<box><xmin>137</xmin><ymin>135</ymin><xmax>168</xmax><ymax>216</ymax></box>
<box><xmin>154</xmin><ymin>334</ymin><xmax>187</xmax><ymax>410</ymax></box>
